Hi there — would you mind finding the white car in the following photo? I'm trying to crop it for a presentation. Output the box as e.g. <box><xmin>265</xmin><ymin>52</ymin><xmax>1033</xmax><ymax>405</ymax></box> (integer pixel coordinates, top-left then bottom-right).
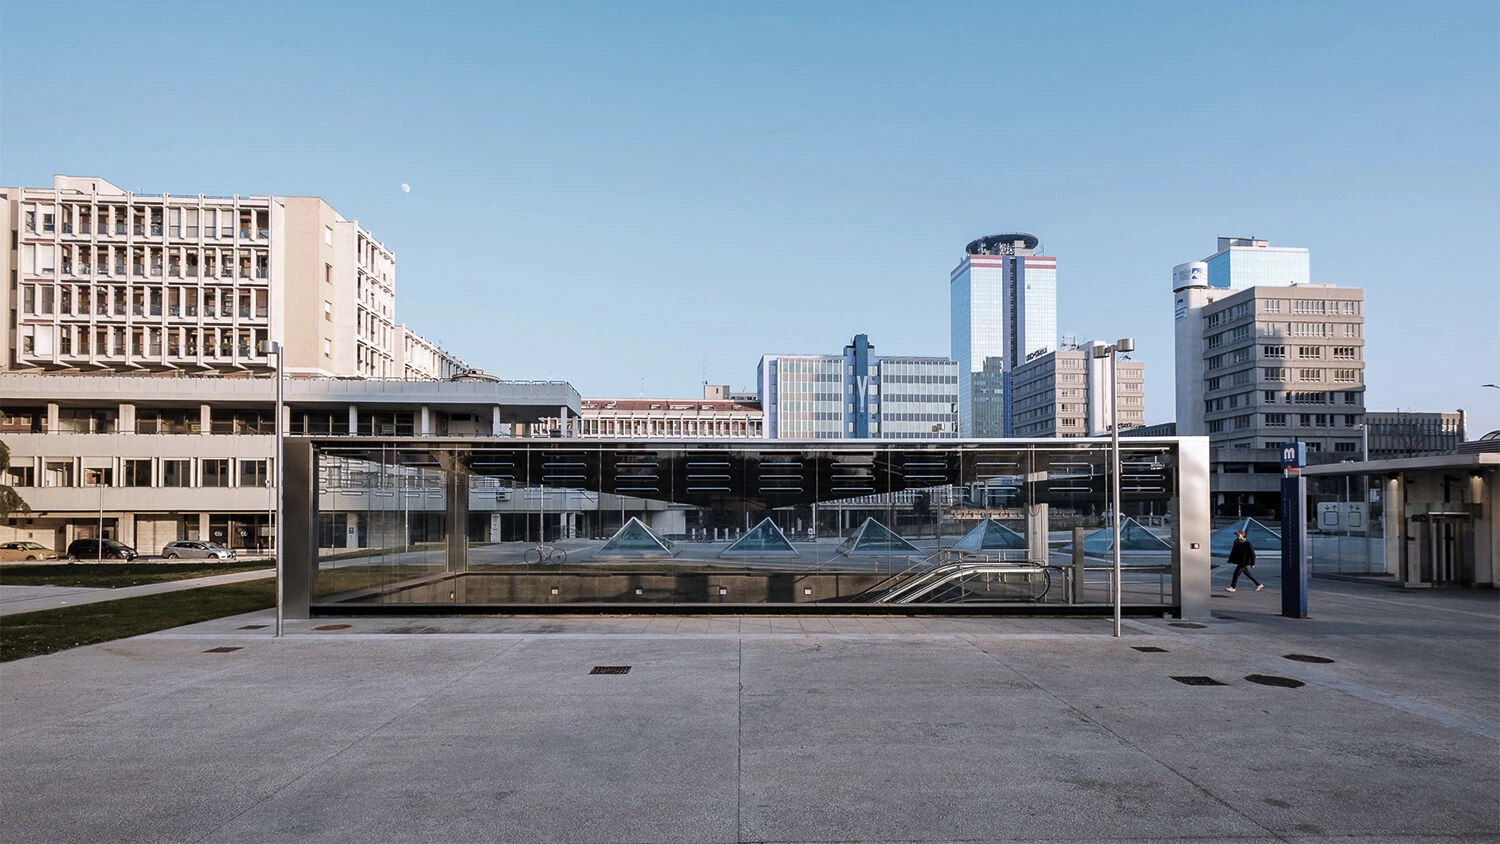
<box><xmin>161</xmin><ymin>541</ymin><xmax>237</xmax><ymax>560</ymax></box>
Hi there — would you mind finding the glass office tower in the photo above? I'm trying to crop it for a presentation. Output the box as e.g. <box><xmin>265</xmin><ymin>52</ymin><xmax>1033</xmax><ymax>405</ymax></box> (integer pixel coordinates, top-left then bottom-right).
<box><xmin>950</xmin><ymin>233</ymin><xmax>1057</xmax><ymax>437</ymax></box>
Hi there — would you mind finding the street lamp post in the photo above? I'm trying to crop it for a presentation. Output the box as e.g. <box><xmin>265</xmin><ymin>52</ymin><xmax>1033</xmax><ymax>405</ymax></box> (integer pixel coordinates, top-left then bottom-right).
<box><xmin>1093</xmin><ymin>337</ymin><xmax>1135</xmax><ymax>638</ymax></box>
<box><xmin>270</xmin><ymin>341</ymin><xmax>285</xmax><ymax>638</ymax></box>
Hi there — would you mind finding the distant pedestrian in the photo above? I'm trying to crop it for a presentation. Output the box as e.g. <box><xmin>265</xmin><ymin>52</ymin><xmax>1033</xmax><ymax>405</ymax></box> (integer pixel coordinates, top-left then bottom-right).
<box><xmin>1226</xmin><ymin>529</ymin><xmax>1263</xmax><ymax>592</ymax></box>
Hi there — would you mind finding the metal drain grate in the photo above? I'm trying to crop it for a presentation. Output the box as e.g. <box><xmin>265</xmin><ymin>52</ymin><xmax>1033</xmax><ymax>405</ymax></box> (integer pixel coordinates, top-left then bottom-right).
<box><xmin>203</xmin><ymin>646</ymin><xmax>242</xmax><ymax>654</ymax></box>
<box><xmin>1132</xmin><ymin>646</ymin><xmax>1168</xmax><ymax>653</ymax></box>
<box><xmin>1169</xmin><ymin>622</ymin><xmax>1206</xmax><ymax>629</ymax></box>
<box><xmin>1283</xmin><ymin>653</ymin><xmax>1334</xmax><ymax>664</ymax></box>
<box><xmin>589</xmin><ymin>666</ymin><xmax>631</xmax><ymax>675</ymax></box>
<box><xmin>237</xmin><ymin>624</ymin><xmax>268</xmax><ymax>630</ymax></box>
<box><xmin>314</xmin><ymin>624</ymin><xmax>352</xmax><ymax>631</ymax></box>
<box><xmin>1171</xmin><ymin>675</ymin><xmax>1226</xmax><ymax>686</ymax></box>
<box><xmin>1246</xmin><ymin>674</ymin><xmax>1305</xmax><ymax>688</ymax></box>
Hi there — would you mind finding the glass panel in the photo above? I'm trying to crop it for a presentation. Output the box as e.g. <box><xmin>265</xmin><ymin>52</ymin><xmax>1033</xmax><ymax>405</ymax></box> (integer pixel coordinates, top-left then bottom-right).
<box><xmin>306</xmin><ymin>440</ymin><xmax>1190</xmax><ymax>613</ymax></box>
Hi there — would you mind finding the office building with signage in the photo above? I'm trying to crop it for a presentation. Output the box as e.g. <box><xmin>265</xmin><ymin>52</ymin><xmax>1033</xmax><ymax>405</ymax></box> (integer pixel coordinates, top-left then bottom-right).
<box><xmin>1010</xmin><ymin>342</ymin><xmax>1146</xmax><ymax>438</ymax></box>
<box><xmin>950</xmin><ymin>233</ymin><xmax>1057</xmax><ymax>436</ymax></box>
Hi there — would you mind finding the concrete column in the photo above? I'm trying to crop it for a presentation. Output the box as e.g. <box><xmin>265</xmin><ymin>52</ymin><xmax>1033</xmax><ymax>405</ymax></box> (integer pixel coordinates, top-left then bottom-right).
<box><xmin>347</xmin><ymin>404</ymin><xmax>358</xmax><ymax>435</ymax></box>
<box><xmin>199</xmin><ymin>404</ymin><xmax>212</xmax><ymax>435</ymax></box>
<box><xmin>445</xmin><ymin>468</ymin><xmax>469</xmax><ymax>572</ymax></box>
<box><xmin>282</xmin><ymin>437</ymin><xmax>316</xmax><ymax>619</ymax></box>
<box><xmin>1071</xmin><ymin>527</ymin><xmax>1087</xmax><ymax>604</ymax></box>
<box><xmin>1471</xmin><ymin>473</ymin><xmax>1494</xmax><ymax>587</ymax></box>
<box><xmin>492</xmin><ymin>406</ymin><xmax>502</xmax><ymax>437</ymax></box>
<box><xmin>119</xmin><ymin>403</ymin><xmax>135</xmax><ymax>434</ymax></box>
<box><xmin>196</xmin><ymin>512</ymin><xmax>210</xmax><ymax>542</ymax></box>
<box><xmin>559</xmin><ymin>406</ymin><xmax>570</xmax><ymax>437</ymax></box>
<box><xmin>1026</xmin><ymin>503</ymin><xmax>1048</xmax><ymax>563</ymax></box>
<box><xmin>420</xmin><ymin>406</ymin><xmax>431</xmax><ymax>436</ymax></box>
<box><xmin>47</xmin><ymin>403</ymin><xmax>59</xmax><ymax>433</ymax></box>
<box><xmin>1385</xmin><ymin>475</ymin><xmax>1405</xmax><ymax>580</ymax></box>
<box><xmin>1173</xmin><ymin>436</ymin><xmax>1213</xmax><ymax>620</ymax></box>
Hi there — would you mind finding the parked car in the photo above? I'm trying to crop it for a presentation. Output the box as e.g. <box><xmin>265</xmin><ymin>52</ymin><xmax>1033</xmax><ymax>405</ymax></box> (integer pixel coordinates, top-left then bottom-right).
<box><xmin>0</xmin><ymin>541</ymin><xmax>60</xmax><ymax>562</ymax></box>
<box><xmin>161</xmin><ymin>541</ymin><xmax>237</xmax><ymax>560</ymax></box>
<box><xmin>64</xmin><ymin>538</ymin><xmax>138</xmax><ymax>561</ymax></box>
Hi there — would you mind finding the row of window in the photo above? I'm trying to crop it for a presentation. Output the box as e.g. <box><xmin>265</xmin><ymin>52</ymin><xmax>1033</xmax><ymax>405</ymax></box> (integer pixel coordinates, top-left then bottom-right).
<box><xmin>7</xmin><ymin>458</ymin><xmax>269</xmax><ymax>489</ymax></box>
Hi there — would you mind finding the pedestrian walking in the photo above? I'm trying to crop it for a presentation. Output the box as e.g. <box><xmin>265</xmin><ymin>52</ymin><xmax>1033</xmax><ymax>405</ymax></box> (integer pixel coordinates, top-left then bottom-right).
<box><xmin>1226</xmin><ymin>529</ymin><xmax>1263</xmax><ymax>592</ymax></box>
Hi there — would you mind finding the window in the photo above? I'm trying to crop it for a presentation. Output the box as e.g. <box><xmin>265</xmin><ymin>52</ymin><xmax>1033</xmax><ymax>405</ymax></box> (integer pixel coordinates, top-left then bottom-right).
<box><xmin>162</xmin><ymin>460</ymin><xmax>191</xmax><ymax>487</ymax></box>
<box><xmin>1333</xmin><ymin>346</ymin><xmax>1357</xmax><ymax>359</ymax></box>
<box><xmin>324</xmin><ymin>263</ymin><xmax>332</xmax><ymax>285</ymax></box>
<box><xmin>1335</xmin><ymin>442</ymin><xmax>1357</xmax><ymax>453</ymax></box>
<box><xmin>1263</xmin><ymin>299</ymin><xmax>1281</xmax><ymax>313</ymax></box>
<box><xmin>1207</xmin><ymin>420</ymin><xmax>1224</xmax><ymax>433</ymax></box>
<box><xmin>1298</xmin><ymin>346</ymin><xmax>1321</xmax><ymax>358</ymax></box>
<box><xmin>1333</xmin><ymin>368</ymin><xmax>1358</xmax><ymax>382</ymax></box>
<box><xmin>324</xmin><ymin>226</ymin><xmax>333</xmax><ymax>246</ymax></box>
<box><xmin>1344</xmin><ymin>391</ymin><xmax>1359</xmax><ymax>405</ymax></box>
<box><xmin>1262</xmin><ymin>345</ymin><xmax>1285</xmax><ymax>358</ymax></box>
<box><xmin>323</xmin><ymin>339</ymin><xmax>332</xmax><ymax>357</ymax></box>
<box><xmin>240</xmin><ymin>459</ymin><xmax>268</xmax><ymax>487</ymax></box>
<box><xmin>123</xmin><ymin>459</ymin><xmax>152</xmax><ymax>487</ymax></box>
<box><xmin>1263</xmin><ymin>367</ymin><xmax>1286</xmax><ymax>381</ymax></box>
<box><xmin>1265</xmin><ymin>391</ymin><xmax>1277</xmax><ymax>403</ymax></box>
<box><xmin>324</xmin><ymin>300</ymin><xmax>333</xmax><ymax>321</ymax></box>
<box><xmin>1265</xmin><ymin>413</ymin><xmax>1287</xmax><ymax>427</ymax></box>
<box><xmin>202</xmin><ymin>459</ymin><xmax>230</xmax><ymax>488</ymax></box>
<box><xmin>1299</xmin><ymin>368</ymin><xmax>1323</xmax><ymax>381</ymax></box>
<box><xmin>6</xmin><ymin>466</ymin><xmax>35</xmax><ymax>486</ymax></box>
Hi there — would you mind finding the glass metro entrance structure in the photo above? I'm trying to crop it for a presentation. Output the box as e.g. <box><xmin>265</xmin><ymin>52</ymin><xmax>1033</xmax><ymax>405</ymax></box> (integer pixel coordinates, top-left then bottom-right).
<box><xmin>280</xmin><ymin>437</ymin><xmax>1211</xmax><ymax>618</ymax></box>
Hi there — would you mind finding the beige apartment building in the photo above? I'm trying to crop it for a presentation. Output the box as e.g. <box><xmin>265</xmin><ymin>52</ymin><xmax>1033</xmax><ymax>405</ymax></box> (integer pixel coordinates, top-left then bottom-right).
<box><xmin>1</xmin><ymin>175</ymin><xmax>460</xmax><ymax>379</ymax></box>
<box><xmin>1009</xmin><ymin>342</ymin><xmax>1145</xmax><ymax>437</ymax></box>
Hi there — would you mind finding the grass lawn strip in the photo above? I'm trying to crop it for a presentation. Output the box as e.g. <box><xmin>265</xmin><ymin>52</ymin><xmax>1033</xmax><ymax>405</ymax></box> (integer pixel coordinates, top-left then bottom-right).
<box><xmin>1</xmin><ymin>562</ymin><xmax>273</xmax><ymax>589</ymax></box>
<box><xmin>0</xmin><ymin>581</ymin><xmax>275</xmax><ymax>662</ymax></box>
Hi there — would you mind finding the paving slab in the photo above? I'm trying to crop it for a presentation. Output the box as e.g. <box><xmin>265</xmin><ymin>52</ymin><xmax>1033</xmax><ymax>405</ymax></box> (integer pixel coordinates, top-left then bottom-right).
<box><xmin>1</xmin><ymin>577</ymin><xmax>1496</xmax><ymax>843</ymax></box>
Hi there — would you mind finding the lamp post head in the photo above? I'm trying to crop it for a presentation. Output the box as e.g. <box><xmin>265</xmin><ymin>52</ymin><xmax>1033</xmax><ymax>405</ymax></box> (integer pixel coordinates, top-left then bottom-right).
<box><xmin>1092</xmin><ymin>345</ymin><xmax>1111</xmax><ymax>359</ymax></box>
<box><xmin>1116</xmin><ymin>338</ymin><xmax>1135</xmax><ymax>353</ymax></box>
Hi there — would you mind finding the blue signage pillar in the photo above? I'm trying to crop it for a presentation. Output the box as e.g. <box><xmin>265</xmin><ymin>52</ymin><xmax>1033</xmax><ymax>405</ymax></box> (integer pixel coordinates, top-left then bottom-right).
<box><xmin>1280</xmin><ymin>443</ymin><xmax>1309</xmax><ymax>618</ymax></box>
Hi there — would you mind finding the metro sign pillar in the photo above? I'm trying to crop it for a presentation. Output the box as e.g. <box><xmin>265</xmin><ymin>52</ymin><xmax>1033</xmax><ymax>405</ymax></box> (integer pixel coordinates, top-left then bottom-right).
<box><xmin>1280</xmin><ymin>442</ymin><xmax>1309</xmax><ymax>618</ymax></box>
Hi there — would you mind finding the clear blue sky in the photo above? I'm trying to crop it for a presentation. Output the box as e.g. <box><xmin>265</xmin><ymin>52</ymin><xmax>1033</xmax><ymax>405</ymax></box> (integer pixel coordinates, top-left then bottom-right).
<box><xmin>4</xmin><ymin>0</ymin><xmax>1497</xmax><ymax>435</ymax></box>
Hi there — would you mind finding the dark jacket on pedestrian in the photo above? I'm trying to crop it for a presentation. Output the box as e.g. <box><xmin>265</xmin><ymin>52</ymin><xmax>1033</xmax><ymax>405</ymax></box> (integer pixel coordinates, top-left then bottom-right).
<box><xmin>1228</xmin><ymin>537</ymin><xmax>1256</xmax><ymax>568</ymax></box>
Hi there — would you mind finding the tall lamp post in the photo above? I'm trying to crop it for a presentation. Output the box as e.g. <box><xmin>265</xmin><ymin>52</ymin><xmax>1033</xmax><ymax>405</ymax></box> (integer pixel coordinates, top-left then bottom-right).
<box><xmin>1093</xmin><ymin>337</ymin><xmax>1135</xmax><ymax>638</ymax></box>
<box><xmin>269</xmin><ymin>341</ymin><xmax>285</xmax><ymax>638</ymax></box>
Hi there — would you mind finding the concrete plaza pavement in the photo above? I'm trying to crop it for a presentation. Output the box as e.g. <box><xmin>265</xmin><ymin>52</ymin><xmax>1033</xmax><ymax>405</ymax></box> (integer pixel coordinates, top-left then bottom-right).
<box><xmin>1</xmin><ymin>574</ymin><xmax>1497</xmax><ymax>843</ymax></box>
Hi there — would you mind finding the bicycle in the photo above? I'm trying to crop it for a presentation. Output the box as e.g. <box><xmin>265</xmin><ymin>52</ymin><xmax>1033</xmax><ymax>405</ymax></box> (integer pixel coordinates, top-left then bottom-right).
<box><xmin>524</xmin><ymin>544</ymin><xmax>568</xmax><ymax>565</ymax></box>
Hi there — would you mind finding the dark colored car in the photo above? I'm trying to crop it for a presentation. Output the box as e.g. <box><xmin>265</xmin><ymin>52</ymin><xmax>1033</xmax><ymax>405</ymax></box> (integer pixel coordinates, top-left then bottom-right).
<box><xmin>65</xmin><ymin>538</ymin><xmax>138</xmax><ymax>561</ymax></box>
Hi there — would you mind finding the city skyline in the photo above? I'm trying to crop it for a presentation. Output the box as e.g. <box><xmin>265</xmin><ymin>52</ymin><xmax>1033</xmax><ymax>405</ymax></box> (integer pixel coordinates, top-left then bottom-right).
<box><xmin>1</xmin><ymin>1</ymin><xmax>1496</xmax><ymax>435</ymax></box>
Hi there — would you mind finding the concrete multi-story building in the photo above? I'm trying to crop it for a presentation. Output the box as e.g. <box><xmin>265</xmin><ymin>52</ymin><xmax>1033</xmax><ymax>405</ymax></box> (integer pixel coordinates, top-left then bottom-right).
<box><xmin>0</xmin><ymin>373</ymin><xmax>579</xmax><ymax>553</ymax></box>
<box><xmin>0</xmin><ymin>175</ymin><xmax>542</xmax><ymax>554</ymax></box>
<box><xmin>759</xmin><ymin>334</ymin><xmax>958</xmax><ymax>439</ymax></box>
<box><xmin>1010</xmin><ymin>341</ymin><xmax>1145</xmax><ymax>438</ymax></box>
<box><xmin>397</xmin><ymin>326</ymin><xmax>469</xmax><ymax>381</ymax></box>
<box><xmin>1366</xmin><ymin>410</ymin><xmax>1467</xmax><ymax>460</ymax></box>
<box><xmin>950</xmin><ymin>233</ymin><xmax>1057</xmax><ymax>436</ymax></box>
<box><xmin>1174</xmin><ymin>239</ymin><xmax>1365</xmax><ymax>515</ymax></box>
<box><xmin>1173</xmin><ymin>237</ymin><xmax>1311</xmax><ymax>433</ymax></box>
<box><xmin>568</xmin><ymin>397</ymin><xmax>764</xmax><ymax>439</ymax></box>
<box><xmin>1</xmin><ymin>175</ymin><xmax>456</xmax><ymax>380</ymax></box>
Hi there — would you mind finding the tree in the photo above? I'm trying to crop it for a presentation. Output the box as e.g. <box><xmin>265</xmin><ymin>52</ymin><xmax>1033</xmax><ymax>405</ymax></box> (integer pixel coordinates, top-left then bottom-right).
<box><xmin>0</xmin><ymin>413</ymin><xmax>31</xmax><ymax>519</ymax></box>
